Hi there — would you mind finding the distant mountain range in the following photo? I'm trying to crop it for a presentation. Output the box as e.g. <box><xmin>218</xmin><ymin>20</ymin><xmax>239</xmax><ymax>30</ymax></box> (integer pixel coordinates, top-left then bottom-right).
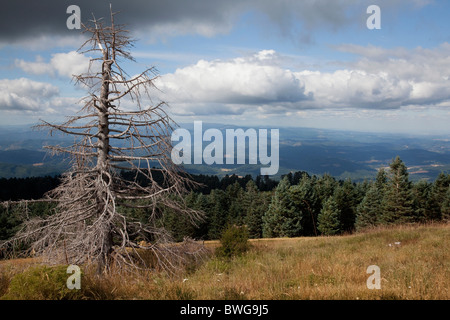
<box><xmin>0</xmin><ymin>123</ymin><xmax>448</xmax><ymax>181</ymax></box>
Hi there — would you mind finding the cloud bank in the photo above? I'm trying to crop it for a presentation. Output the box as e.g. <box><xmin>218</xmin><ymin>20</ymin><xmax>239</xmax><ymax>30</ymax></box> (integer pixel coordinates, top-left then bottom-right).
<box><xmin>157</xmin><ymin>43</ymin><xmax>450</xmax><ymax>117</ymax></box>
<box><xmin>0</xmin><ymin>0</ymin><xmax>431</xmax><ymax>46</ymax></box>
<box><xmin>157</xmin><ymin>50</ymin><xmax>310</xmax><ymax>115</ymax></box>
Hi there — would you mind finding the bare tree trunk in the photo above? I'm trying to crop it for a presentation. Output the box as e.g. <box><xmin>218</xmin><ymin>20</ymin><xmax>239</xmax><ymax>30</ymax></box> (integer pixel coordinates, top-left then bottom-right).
<box><xmin>0</xmin><ymin>7</ymin><xmax>206</xmax><ymax>274</ymax></box>
<box><xmin>97</xmin><ymin>50</ymin><xmax>113</xmax><ymax>273</ymax></box>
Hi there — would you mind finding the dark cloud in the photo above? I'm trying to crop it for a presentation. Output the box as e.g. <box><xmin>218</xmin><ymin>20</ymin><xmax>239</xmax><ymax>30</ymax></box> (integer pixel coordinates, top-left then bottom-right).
<box><xmin>0</xmin><ymin>0</ymin><xmax>242</xmax><ymax>42</ymax></box>
<box><xmin>1</xmin><ymin>0</ymin><xmax>407</xmax><ymax>44</ymax></box>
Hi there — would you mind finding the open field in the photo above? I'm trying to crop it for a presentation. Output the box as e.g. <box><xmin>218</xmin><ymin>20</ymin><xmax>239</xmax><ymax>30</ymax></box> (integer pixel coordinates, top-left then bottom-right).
<box><xmin>0</xmin><ymin>223</ymin><xmax>449</xmax><ymax>300</ymax></box>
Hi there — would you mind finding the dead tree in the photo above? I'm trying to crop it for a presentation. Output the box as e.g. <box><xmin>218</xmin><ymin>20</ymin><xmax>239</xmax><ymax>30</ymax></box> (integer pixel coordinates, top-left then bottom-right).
<box><xmin>1</xmin><ymin>9</ymin><xmax>204</xmax><ymax>273</ymax></box>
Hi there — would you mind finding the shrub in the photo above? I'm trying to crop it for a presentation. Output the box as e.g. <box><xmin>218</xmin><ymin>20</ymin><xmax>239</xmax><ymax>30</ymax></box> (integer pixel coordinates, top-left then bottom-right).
<box><xmin>216</xmin><ymin>225</ymin><xmax>250</xmax><ymax>259</ymax></box>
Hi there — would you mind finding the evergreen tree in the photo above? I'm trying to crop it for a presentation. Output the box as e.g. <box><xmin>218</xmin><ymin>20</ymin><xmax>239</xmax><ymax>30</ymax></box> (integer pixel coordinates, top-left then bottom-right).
<box><xmin>207</xmin><ymin>189</ymin><xmax>229</xmax><ymax>239</ymax></box>
<box><xmin>191</xmin><ymin>193</ymin><xmax>211</xmax><ymax>240</ymax></box>
<box><xmin>411</xmin><ymin>180</ymin><xmax>433</xmax><ymax>223</ymax></box>
<box><xmin>317</xmin><ymin>196</ymin><xmax>341</xmax><ymax>235</ymax></box>
<box><xmin>289</xmin><ymin>173</ymin><xmax>319</xmax><ymax>236</ymax></box>
<box><xmin>0</xmin><ymin>204</ymin><xmax>23</xmax><ymax>241</ymax></box>
<box><xmin>314</xmin><ymin>173</ymin><xmax>338</xmax><ymax>205</ymax></box>
<box><xmin>161</xmin><ymin>205</ymin><xmax>196</xmax><ymax>242</ymax></box>
<box><xmin>333</xmin><ymin>179</ymin><xmax>358</xmax><ymax>232</ymax></box>
<box><xmin>355</xmin><ymin>183</ymin><xmax>382</xmax><ymax>230</ymax></box>
<box><xmin>279</xmin><ymin>185</ymin><xmax>304</xmax><ymax>237</ymax></box>
<box><xmin>429</xmin><ymin>172</ymin><xmax>450</xmax><ymax>221</ymax></box>
<box><xmin>355</xmin><ymin>168</ymin><xmax>387</xmax><ymax>230</ymax></box>
<box><xmin>283</xmin><ymin>171</ymin><xmax>309</xmax><ymax>186</ymax></box>
<box><xmin>375</xmin><ymin>167</ymin><xmax>387</xmax><ymax>189</ymax></box>
<box><xmin>243</xmin><ymin>180</ymin><xmax>268</xmax><ymax>238</ymax></box>
<box><xmin>254</xmin><ymin>174</ymin><xmax>278</xmax><ymax>192</ymax></box>
<box><xmin>262</xmin><ymin>176</ymin><xmax>294</xmax><ymax>238</ymax></box>
<box><xmin>353</xmin><ymin>178</ymin><xmax>371</xmax><ymax>206</ymax></box>
<box><xmin>226</xmin><ymin>182</ymin><xmax>245</xmax><ymax>225</ymax></box>
<box><xmin>381</xmin><ymin>157</ymin><xmax>414</xmax><ymax>224</ymax></box>
<box><xmin>441</xmin><ymin>186</ymin><xmax>450</xmax><ymax>222</ymax></box>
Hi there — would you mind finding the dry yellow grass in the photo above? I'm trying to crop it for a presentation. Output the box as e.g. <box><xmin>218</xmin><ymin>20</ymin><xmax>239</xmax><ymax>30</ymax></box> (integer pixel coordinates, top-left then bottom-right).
<box><xmin>181</xmin><ymin>223</ymin><xmax>448</xmax><ymax>300</ymax></box>
<box><xmin>0</xmin><ymin>223</ymin><xmax>449</xmax><ymax>300</ymax></box>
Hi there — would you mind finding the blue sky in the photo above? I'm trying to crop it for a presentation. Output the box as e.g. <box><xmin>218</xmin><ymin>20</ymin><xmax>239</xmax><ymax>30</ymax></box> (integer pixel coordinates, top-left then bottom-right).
<box><xmin>1</xmin><ymin>0</ymin><xmax>450</xmax><ymax>134</ymax></box>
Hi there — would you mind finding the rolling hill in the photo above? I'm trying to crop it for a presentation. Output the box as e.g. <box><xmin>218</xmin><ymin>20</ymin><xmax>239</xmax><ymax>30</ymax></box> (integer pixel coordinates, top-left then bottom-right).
<box><xmin>0</xmin><ymin>123</ymin><xmax>448</xmax><ymax>181</ymax></box>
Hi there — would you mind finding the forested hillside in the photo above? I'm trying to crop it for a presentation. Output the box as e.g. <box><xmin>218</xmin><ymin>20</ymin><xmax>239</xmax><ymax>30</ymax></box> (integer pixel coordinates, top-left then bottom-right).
<box><xmin>0</xmin><ymin>156</ymin><xmax>449</xmax><ymax>243</ymax></box>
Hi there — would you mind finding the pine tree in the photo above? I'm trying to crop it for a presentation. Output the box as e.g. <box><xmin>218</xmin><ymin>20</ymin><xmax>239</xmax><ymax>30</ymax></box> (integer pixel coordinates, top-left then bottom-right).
<box><xmin>289</xmin><ymin>173</ymin><xmax>319</xmax><ymax>236</ymax></box>
<box><xmin>375</xmin><ymin>167</ymin><xmax>387</xmax><ymax>189</ymax></box>
<box><xmin>0</xmin><ymin>204</ymin><xmax>24</xmax><ymax>241</ymax></box>
<box><xmin>429</xmin><ymin>172</ymin><xmax>450</xmax><ymax>221</ymax></box>
<box><xmin>355</xmin><ymin>168</ymin><xmax>387</xmax><ymax>230</ymax></box>
<box><xmin>381</xmin><ymin>156</ymin><xmax>414</xmax><ymax>224</ymax></box>
<box><xmin>355</xmin><ymin>183</ymin><xmax>381</xmax><ymax>230</ymax></box>
<box><xmin>226</xmin><ymin>182</ymin><xmax>244</xmax><ymax>225</ymax></box>
<box><xmin>262</xmin><ymin>176</ymin><xmax>293</xmax><ymax>238</ymax></box>
<box><xmin>243</xmin><ymin>180</ymin><xmax>267</xmax><ymax>238</ymax></box>
<box><xmin>161</xmin><ymin>205</ymin><xmax>196</xmax><ymax>242</ymax></box>
<box><xmin>317</xmin><ymin>196</ymin><xmax>341</xmax><ymax>236</ymax></box>
<box><xmin>411</xmin><ymin>180</ymin><xmax>433</xmax><ymax>223</ymax></box>
<box><xmin>333</xmin><ymin>179</ymin><xmax>357</xmax><ymax>232</ymax></box>
<box><xmin>314</xmin><ymin>173</ymin><xmax>338</xmax><ymax>205</ymax></box>
<box><xmin>354</xmin><ymin>178</ymin><xmax>370</xmax><ymax>206</ymax></box>
<box><xmin>280</xmin><ymin>185</ymin><xmax>303</xmax><ymax>237</ymax></box>
<box><xmin>441</xmin><ymin>186</ymin><xmax>450</xmax><ymax>222</ymax></box>
<box><xmin>207</xmin><ymin>189</ymin><xmax>229</xmax><ymax>239</ymax></box>
<box><xmin>191</xmin><ymin>193</ymin><xmax>211</xmax><ymax>240</ymax></box>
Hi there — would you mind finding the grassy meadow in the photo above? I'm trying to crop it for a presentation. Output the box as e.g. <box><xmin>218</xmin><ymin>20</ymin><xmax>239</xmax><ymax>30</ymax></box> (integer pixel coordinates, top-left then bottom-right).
<box><xmin>0</xmin><ymin>223</ymin><xmax>448</xmax><ymax>300</ymax></box>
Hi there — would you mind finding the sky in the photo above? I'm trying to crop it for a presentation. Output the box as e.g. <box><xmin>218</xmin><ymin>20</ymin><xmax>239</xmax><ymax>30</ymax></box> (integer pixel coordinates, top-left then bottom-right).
<box><xmin>1</xmin><ymin>0</ymin><xmax>450</xmax><ymax>135</ymax></box>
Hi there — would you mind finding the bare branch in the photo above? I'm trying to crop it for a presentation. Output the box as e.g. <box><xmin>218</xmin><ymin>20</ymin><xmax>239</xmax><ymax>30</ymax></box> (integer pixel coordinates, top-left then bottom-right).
<box><xmin>1</xmin><ymin>7</ymin><xmax>205</xmax><ymax>274</ymax></box>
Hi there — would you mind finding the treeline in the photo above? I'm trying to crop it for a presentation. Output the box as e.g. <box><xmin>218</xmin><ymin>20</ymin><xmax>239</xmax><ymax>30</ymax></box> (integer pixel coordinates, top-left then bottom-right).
<box><xmin>0</xmin><ymin>176</ymin><xmax>60</xmax><ymax>201</ymax></box>
<box><xmin>0</xmin><ymin>156</ymin><xmax>449</xmax><ymax>242</ymax></box>
<box><xmin>0</xmin><ymin>172</ymin><xmax>276</xmax><ymax>202</ymax></box>
<box><xmin>0</xmin><ymin>171</ymin><xmax>279</xmax><ymax>241</ymax></box>
<box><xmin>162</xmin><ymin>156</ymin><xmax>450</xmax><ymax>240</ymax></box>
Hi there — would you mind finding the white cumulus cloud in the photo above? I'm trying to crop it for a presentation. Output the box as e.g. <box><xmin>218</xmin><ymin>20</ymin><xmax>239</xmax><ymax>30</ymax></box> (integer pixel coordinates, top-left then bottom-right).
<box><xmin>157</xmin><ymin>44</ymin><xmax>450</xmax><ymax>118</ymax></box>
<box><xmin>0</xmin><ymin>78</ymin><xmax>59</xmax><ymax>112</ymax></box>
<box><xmin>157</xmin><ymin>50</ymin><xmax>310</xmax><ymax>115</ymax></box>
<box><xmin>15</xmin><ymin>51</ymin><xmax>90</xmax><ymax>78</ymax></box>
